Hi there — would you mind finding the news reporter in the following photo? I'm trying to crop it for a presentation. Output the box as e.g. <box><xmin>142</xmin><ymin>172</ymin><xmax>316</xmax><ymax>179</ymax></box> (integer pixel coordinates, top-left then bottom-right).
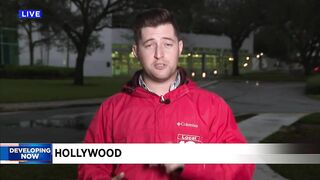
<box><xmin>78</xmin><ymin>8</ymin><xmax>255</xmax><ymax>180</ymax></box>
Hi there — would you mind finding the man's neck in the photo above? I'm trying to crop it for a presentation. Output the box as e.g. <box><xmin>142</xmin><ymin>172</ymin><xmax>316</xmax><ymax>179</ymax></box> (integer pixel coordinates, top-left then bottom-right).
<box><xmin>142</xmin><ymin>72</ymin><xmax>178</xmax><ymax>96</ymax></box>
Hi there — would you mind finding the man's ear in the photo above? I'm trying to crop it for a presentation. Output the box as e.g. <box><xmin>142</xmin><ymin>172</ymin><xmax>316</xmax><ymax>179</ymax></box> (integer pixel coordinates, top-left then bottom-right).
<box><xmin>178</xmin><ymin>40</ymin><xmax>183</xmax><ymax>56</ymax></box>
<box><xmin>132</xmin><ymin>44</ymin><xmax>138</xmax><ymax>58</ymax></box>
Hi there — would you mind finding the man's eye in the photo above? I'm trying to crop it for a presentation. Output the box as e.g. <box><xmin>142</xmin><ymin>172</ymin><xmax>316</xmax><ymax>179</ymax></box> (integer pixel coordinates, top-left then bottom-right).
<box><xmin>144</xmin><ymin>44</ymin><xmax>152</xmax><ymax>48</ymax></box>
<box><xmin>164</xmin><ymin>43</ymin><xmax>173</xmax><ymax>47</ymax></box>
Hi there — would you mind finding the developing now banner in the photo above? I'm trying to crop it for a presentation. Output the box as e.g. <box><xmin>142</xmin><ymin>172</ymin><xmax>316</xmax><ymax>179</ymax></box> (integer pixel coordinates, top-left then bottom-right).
<box><xmin>1</xmin><ymin>143</ymin><xmax>320</xmax><ymax>164</ymax></box>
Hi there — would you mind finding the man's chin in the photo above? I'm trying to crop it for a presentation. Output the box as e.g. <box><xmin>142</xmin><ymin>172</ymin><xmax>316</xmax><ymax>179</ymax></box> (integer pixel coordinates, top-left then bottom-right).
<box><xmin>145</xmin><ymin>69</ymin><xmax>177</xmax><ymax>82</ymax></box>
<box><xmin>152</xmin><ymin>76</ymin><xmax>171</xmax><ymax>82</ymax></box>
<box><xmin>151</xmin><ymin>74</ymin><xmax>174</xmax><ymax>83</ymax></box>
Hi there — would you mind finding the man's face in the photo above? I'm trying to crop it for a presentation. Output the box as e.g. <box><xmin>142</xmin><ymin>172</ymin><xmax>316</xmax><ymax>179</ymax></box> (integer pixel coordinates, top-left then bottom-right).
<box><xmin>132</xmin><ymin>23</ymin><xmax>183</xmax><ymax>82</ymax></box>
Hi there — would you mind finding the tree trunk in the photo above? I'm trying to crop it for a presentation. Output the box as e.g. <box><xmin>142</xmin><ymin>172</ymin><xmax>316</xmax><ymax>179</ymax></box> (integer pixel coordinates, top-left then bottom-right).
<box><xmin>66</xmin><ymin>39</ymin><xmax>70</xmax><ymax>68</ymax></box>
<box><xmin>201</xmin><ymin>54</ymin><xmax>206</xmax><ymax>73</ymax></box>
<box><xmin>29</xmin><ymin>43</ymin><xmax>34</xmax><ymax>66</ymax></box>
<box><xmin>28</xmin><ymin>33</ymin><xmax>34</xmax><ymax>66</ymax></box>
<box><xmin>73</xmin><ymin>48</ymin><xmax>86</xmax><ymax>85</ymax></box>
<box><xmin>46</xmin><ymin>44</ymin><xmax>50</xmax><ymax>66</ymax></box>
<box><xmin>231</xmin><ymin>45</ymin><xmax>240</xmax><ymax>76</ymax></box>
<box><xmin>26</xmin><ymin>22</ymin><xmax>35</xmax><ymax>66</ymax></box>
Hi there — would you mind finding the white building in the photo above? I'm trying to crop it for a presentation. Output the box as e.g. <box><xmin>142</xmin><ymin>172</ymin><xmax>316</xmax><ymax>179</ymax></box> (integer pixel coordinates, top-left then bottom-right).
<box><xmin>18</xmin><ymin>28</ymin><xmax>254</xmax><ymax>77</ymax></box>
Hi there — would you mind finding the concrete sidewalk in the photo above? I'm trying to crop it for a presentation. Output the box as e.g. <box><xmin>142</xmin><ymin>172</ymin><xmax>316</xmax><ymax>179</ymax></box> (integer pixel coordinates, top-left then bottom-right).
<box><xmin>238</xmin><ymin>113</ymin><xmax>307</xmax><ymax>180</ymax></box>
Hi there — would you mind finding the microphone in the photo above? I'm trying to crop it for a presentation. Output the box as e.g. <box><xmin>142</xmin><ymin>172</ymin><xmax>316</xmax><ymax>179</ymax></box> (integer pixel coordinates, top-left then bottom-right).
<box><xmin>163</xmin><ymin>98</ymin><xmax>170</xmax><ymax>104</ymax></box>
<box><xmin>160</xmin><ymin>96</ymin><xmax>171</xmax><ymax>104</ymax></box>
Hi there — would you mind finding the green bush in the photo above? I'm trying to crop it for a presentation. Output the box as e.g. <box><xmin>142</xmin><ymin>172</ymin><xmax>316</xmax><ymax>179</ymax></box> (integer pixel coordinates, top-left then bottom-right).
<box><xmin>0</xmin><ymin>65</ymin><xmax>74</xmax><ymax>79</ymax></box>
<box><xmin>305</xmin><ymin>74</ymin><xmax>320</xmax><ymax>95</ymax></box>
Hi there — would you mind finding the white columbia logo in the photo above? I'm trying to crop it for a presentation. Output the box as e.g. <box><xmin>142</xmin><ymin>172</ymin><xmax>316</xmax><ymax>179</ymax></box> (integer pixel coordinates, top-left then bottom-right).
<box><xmin>176</xmin><ymin>122</ymin><xmax>198</xmax><ymax>128</ymax></box>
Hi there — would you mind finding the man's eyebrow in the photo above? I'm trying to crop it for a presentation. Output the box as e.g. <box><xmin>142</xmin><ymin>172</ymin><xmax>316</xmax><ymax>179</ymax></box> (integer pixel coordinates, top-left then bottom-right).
<box><xmin>142</xmin><ymin>38</ymin><xmax>155</xmax><ymax>45</ymax></box>
<box><xmin>142</xmin><ymin>37</ymin><xmax>176</xmax><ymax>45</ymax></box>
<box><xmin>162</xmin><ymin>37</ymin><xmax>175</xmax><ymax>41</ymax></box>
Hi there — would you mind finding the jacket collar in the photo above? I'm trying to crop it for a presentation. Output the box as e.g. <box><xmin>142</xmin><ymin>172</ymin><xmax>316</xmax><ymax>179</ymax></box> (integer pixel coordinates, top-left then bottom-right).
<box><xmin>138</xmin><ymin>71</ymin><xmax>181</xmax><ymax>95</ymax></box>
<box><xmin>122</xmin><ymin>67</ymin><xmax>197</xmax><ymax>103</ymax></box>
<box><xmin>131</xmin><ymin>80</ymin><xmax>197</xmax><ymax>104</ymax></box>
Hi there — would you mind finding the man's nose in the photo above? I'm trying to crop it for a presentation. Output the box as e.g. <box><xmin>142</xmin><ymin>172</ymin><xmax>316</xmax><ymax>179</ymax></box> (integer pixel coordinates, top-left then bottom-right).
<box><xmin>154</xmin><ymin>44</ymin><xmax>164</xmax><ymax>59</ymax></box>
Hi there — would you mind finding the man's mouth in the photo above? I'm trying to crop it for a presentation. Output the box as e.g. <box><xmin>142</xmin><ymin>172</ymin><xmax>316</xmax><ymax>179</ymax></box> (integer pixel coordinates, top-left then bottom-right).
<box><xmin>154</xmin><ymin>63</ymin><xmax>166</xmax><ymax>70</ymax></box>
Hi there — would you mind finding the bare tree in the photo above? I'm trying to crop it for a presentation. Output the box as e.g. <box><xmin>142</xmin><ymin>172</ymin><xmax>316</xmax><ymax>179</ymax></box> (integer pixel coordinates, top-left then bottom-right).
<box><xmin>19</xmin><ymin>21</ymin><xmax>55</xmax><ymax>66</ymax></box>
<box><xmin>35</xmin><ymin>0</ymin><xmax>131</xmax><ymax>85</ymax></box>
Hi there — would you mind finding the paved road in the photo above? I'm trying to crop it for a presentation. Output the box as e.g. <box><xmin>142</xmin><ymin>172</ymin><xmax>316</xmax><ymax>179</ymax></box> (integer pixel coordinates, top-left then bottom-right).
<box><xmin>208</xmin><ymin>81</ymin><xmax>320</xmax><ymax>115</ymax></box>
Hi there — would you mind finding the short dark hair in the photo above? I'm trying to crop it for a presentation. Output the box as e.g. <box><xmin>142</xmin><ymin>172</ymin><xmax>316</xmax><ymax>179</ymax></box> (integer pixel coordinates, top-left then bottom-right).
<box><xmin>133</xmin><ymin>8</ymin><xmax>180</xmax><ymax>43</ymax></box>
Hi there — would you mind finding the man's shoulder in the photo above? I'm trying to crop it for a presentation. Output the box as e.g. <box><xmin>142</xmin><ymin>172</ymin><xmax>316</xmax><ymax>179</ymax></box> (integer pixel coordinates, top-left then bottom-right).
<box><xmin>100</xmin><ymin>92</ymin><xmax>129</xmax><ymax>106</ymax></box>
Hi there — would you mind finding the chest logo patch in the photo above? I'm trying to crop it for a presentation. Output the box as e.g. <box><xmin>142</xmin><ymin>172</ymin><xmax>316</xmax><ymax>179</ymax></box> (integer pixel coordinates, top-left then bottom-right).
<box><xmin>176</xmin><ymin>122</ymin><xmax>198</xmax><ymax>128</ymax></box>
<box><xmin>177</xmin><ymin>134</ymin><xmax>201</xmax><ymax>143</ymax></box>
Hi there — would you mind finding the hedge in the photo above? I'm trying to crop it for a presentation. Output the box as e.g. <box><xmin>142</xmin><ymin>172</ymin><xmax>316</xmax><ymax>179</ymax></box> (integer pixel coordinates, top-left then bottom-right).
<box><xmin>0</xmin><ymin>65</ymin><xmax>75</xmax><ymax>79</ymax></box>
<box><xmin>305</xmin><ymin>74</ymin><xmax>320</xmax><ymax>95</ymax></box>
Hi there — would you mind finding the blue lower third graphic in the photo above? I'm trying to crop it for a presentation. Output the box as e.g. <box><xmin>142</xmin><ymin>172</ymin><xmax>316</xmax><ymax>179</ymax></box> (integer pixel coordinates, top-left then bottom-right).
<box><xmin>1</xmin><ymin>143</ymin><xmax>52</xmax><ymax>164</ymax></box>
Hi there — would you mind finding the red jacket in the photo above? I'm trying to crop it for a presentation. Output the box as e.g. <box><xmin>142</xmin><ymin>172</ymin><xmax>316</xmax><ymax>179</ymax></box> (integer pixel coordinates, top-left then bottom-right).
<box><xmin>78</xmin><ymin>76</ymin><xmax>255</xmax><ymax>180</ymax></box>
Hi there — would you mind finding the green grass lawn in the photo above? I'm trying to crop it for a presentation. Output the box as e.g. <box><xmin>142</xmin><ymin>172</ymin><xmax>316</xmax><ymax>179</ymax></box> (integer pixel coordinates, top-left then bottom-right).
<box><xmin>0</xmin><ymin>71</ymin><xmax>312</xmax><ymax>103</ymax></box>
<box><xmin>308</xmin><ymin>94</ymin><xmax>320</xmax><ymax>100</ymax></box>
<box><xmin>261</xmin><ymin>113</ymin><xmax>320</xmax><ymax>180</ymax></box>
<box><xmin>306</xmin><ymin>74</ymin><xmax>320</xmax><ymax>101</ymax></box>
<box><xmin>0</xmin><ymin>77</ymin><xmax>130</xmax><ymax>103</ymax></box>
